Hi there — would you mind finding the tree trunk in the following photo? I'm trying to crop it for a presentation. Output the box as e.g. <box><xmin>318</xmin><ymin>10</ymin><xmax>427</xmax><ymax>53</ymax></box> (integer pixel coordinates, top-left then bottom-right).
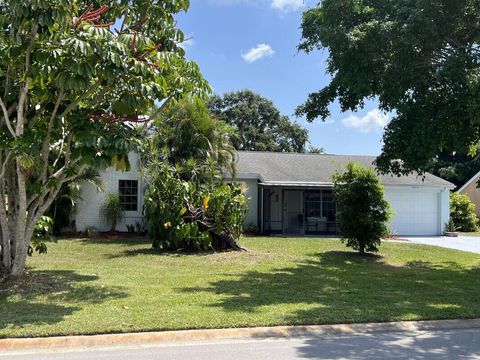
<box><xmin>0</xmin><ymin>155</ymin><xmax>67</xmax><ymax>279</ymax></box>
<box><xmin>183</xmin><ymin>204</ymin><xmax>246</xmax><ymax>252</ymax></box>
<box><xmin>0</xmin><ymin>163</ymin><xmax>11</xmax><ymax>274</ymax></box>
<box><xmin>359</xmin><ymin>244</ymin><xmax>365</xmax><ymax>255</ymax></box>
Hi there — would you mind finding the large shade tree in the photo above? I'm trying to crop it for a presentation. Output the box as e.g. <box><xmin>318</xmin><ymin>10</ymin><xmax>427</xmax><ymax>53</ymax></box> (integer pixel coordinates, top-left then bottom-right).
<box><xmin>0</xmin><ymin>0</ymin><xmax>208</xmax><ymax>278</ymax></box>
<box><xmin>297</xmin><ymin>0</ymin><xmax>480</xmax><ymax>175</ymax></box>
<box><xmin>208</xmin><ymin>90</ymin><xmax>312</xmax><ymax>153</ymax></box>
<box><xmin>426</xmin><ymin>152</ymin><xmax>480</xmax><ymax>189</ymax></box>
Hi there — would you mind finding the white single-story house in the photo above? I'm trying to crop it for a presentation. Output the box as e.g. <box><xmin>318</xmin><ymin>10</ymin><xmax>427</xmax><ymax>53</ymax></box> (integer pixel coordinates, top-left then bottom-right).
<box><xmin>458</xmin><ymin>170</ymin><xmax>480</xmax><ymax>219</ymax></box>
<box><xmin>75</xmin><ymin>151</ymin><xmax>455</xmax><ymax>236</ymax></box>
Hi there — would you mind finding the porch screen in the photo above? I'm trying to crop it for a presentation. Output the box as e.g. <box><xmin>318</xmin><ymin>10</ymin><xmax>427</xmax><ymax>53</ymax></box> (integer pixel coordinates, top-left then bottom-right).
<box><xmin>304</xmin><ymin>190</ymin><xmax>335</xmax><ymax>221</ymax></box>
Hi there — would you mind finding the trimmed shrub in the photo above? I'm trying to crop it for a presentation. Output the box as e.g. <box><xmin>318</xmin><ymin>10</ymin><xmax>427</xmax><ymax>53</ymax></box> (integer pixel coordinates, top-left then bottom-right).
<box><xmin>333</xmin><ymin>162</ymin><xmax>392</xmax><ymax>254</ymax></box>
<box><xmin>450</xmin><ymin>192</ymin><xmax>478</xmax><ymax>232</ymax></box>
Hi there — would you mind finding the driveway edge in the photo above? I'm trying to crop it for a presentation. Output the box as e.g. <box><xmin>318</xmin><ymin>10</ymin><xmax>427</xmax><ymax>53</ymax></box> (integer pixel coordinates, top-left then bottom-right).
<box><xmin>1</xmin><ymin>319</ymin><xmax>480</xmax><ymax>352</ymax></box>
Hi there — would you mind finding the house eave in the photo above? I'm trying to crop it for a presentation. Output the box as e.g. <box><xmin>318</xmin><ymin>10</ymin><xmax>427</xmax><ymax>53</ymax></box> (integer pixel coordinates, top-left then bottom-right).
<box><xmin>259</xmin><ymin>181</ymin><xmax>333</xmax><ymax>188</ymax></box>
<box><xmin>457</xmin><ymin>170</ymin><xmax>480</xmax><ymax>193</ymax></box>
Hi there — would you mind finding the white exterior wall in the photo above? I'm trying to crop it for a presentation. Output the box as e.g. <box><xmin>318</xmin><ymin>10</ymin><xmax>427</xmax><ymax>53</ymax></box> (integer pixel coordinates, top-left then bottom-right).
<box><xmin>75</xmin><ymin>159</ymin><xmax>451</xmax><ymax>237</ymax></box>
<box><xmin>384</xmin><ymin>186</ymin><xmax>450</xmax><ymax>236</ymax></box>
<box><xmin>239</xmin><ymin>179</ymin><xmax>258</xmax><ymax>227</ymax></box>
<box><xmin>75</xmin><ymin>152</ymin><xmax>144</xmax><ymax>232</ymax></box>
<box><xmin>439</xmin><ymin>188</ymin><xmax>450</xmax><ymax>232</ymax></box>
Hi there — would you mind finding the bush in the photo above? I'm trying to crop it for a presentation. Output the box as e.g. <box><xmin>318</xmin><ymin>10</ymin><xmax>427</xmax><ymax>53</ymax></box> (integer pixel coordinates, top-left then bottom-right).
<box><xmin>143</xmin><ymin>162</ymin><xmax>247</xmax><ymax>251</ymax></box>
<box><xmin>450</xmin><ymin>192</ymin><xmax>478</xmax><ymax>232</ymax></box>
<box><xmin>333</xmin><ymin>162</ymin><xmax>392</xmax><ymax>254</ymax></box>
<box><xmin>100</xmin><ymin>193</ymin><xmax>124</xmax><ymax>232</ymax></box>
<box><xmin>29</xmin><ymin>216</ymin><xmax>54</xmax><ymax>255</ymax></box>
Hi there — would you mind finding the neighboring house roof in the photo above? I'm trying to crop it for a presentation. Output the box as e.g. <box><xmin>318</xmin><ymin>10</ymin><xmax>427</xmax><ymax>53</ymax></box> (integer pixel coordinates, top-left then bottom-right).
<box><xmin>231</xmin><ymin>151</ymin><xmax>455</xmax><ymax>188</ymax></box>
<box><xmin>458</xmin><ymin>170</ymin><xmax>480</xmax><ymax>193</ymax></box>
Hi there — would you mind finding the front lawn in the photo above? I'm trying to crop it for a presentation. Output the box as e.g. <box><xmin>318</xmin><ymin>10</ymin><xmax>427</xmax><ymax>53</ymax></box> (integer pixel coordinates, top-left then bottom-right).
<box><xmin>460</xmin><ymin>231</ymin><xmax>480</xmax><ymax>236</ymax></box>
<box><xmin>1</xmin><ymin>237</ymin><xmax>479</xmax><ymax>338</ymax></box>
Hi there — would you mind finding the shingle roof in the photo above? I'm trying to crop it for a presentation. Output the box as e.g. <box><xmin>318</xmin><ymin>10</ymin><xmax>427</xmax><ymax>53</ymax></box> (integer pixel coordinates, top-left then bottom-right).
<box><xmin>233</xmin><ymin>151</ymin><xmax>454</xmax><ymax>188</ymax></box>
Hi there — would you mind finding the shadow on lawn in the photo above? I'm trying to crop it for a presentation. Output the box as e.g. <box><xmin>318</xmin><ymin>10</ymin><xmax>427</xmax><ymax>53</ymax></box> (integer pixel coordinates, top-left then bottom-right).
<box><xmin>0</xmin><ymin>270</ymin><xmax>127</xmax><ymax>332</ymax></box>
<box><xmin>80</xmin><ymin>237</ymin><xmax>151</xmax><ymax>247</ymax></box>
<box><xmin>295</xmin><ymin>329</ymin><xmax>480</xmax><ymax>359</ymax></box>
<box><xmin>107</xmin><ymin>247</ymin><xmax>224</xmax><ymax>260</ymax></box>
<box><xmin>180</xmin><ymin>250</ymin><xmax>480</xmax><ymax>324</ymax></box>
<box><xmin>110</xmin><ymin>248</ymin><xmax>217</xmax><ymax>258</ymax></box>
<box><xmin>82</xmin><ymin>236</ymin><xmax>247</xmax><ymax>259</ymax></box>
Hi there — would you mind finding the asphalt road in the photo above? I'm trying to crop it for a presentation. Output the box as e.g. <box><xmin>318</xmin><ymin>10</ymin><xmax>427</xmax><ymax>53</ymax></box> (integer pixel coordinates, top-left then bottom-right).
<box><xmin>3</xmin><ymin>328</ymin><xmax>480</xmax><ymax>360</ymax></box>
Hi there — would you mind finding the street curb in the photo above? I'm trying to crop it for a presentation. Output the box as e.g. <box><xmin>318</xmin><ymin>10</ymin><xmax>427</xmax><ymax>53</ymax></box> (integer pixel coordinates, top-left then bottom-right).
<box><xmin>1</xmin><ymin>319</ymin><xmax>480</xmax><ymax>352</ymax></box>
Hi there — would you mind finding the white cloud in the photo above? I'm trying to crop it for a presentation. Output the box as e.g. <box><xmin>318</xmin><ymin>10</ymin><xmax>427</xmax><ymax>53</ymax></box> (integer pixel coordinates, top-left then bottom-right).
<box><xmin>342</xmin><ymin>109</ymin><xmax>390</xmax><ymax>133</ymax></box>
<box><xmin>241</xmin><ymin>43</ymin><xmax>275</xmax><ymax>63</ymax></box>
<box><xmin>271</xmin><ymin>0</ymin><xmax>304</xmax><ymax>11</ymax></box>
<box><xmin>179</xmin><ymin>37</ymin><xmax>194</xmax><ymax>50</ymax></box>
<box><xmin>209</xmin><ymin>0</ymin><xmax>305</xmax><ymax>12</ymax></box>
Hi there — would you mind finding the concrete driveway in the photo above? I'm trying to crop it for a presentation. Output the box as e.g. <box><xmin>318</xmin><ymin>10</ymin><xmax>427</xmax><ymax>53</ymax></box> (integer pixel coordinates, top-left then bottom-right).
<box><xmin>405</xmin><ymin>236</ymin><xmax>480</xmax><ymax>254</ymax></box>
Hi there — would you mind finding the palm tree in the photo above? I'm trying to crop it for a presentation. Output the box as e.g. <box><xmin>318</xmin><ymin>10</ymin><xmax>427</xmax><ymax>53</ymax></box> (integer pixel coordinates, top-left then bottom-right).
<box><xmin>148</xmin><ymin>100</ymin><xmax>238</xmax><ymax>181</ymax></box>
<box><xmin>47</xmin><ymin>168</ymin><xmax>104</xmax><ymax>234</ymax></box>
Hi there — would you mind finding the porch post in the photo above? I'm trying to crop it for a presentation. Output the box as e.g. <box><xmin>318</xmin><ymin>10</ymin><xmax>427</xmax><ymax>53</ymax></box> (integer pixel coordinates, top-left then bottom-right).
<box><xmin>259</xmin><ymin>187</ymin><xmax>264</xmax><ymax>233</ymax></box>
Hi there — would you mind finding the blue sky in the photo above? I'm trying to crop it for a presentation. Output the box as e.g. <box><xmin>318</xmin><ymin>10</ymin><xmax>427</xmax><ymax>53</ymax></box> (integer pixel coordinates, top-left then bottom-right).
<box><xmin>176</xmin><ymin>0</ymin><xmax>389</xmax><ymax>155</ymax></box>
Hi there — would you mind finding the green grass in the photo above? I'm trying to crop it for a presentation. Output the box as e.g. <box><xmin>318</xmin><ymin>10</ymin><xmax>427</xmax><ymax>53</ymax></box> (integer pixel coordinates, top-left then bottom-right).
<box><xmin>1</xmin><ymin>236</ymin><xmax>480</xmax><ymax>338</ymax></box>
<box><xmin>460</xmin><ymin>231</ymin><xmax>480</xmax><ymax>236</ymax></box>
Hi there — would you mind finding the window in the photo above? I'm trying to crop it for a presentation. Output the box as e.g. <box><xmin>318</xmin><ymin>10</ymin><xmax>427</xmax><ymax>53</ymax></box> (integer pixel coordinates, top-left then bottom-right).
<box><xmin>321</xmin><ymin>190</ymin><xmax>336</xmax><ymax>221</ymax></box>
<box><xmin>304</xmin><ymin>190</ymin><xmax>335</xmax><ymax>220</ymax></box>
<box><xmin>119</xmin><ymin>180</ymin><xmax>138</xmax><ymax>211</ymax></box>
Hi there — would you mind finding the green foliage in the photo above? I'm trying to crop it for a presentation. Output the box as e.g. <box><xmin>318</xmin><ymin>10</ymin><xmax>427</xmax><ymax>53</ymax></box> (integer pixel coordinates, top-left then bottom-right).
<box><xmin>307</xmin><ymin>146</ymin><xmax>325</xmax><ymax>154</ymax></box>
<box><xmin>30</xmin><ymin>216</ymin><xmax>54</xmax><ymax>255</ymax></box>
<box><xmin>297</xmin><ymin>0</ymin><xmax>480</xmax><ymax>175</ymax></box>
<box><xmin>450</xmin><ymin>192</ymin><xmax>478</xmax><ymax>232</ymax></box>
<box><xmin>143</xmin><ymin>101</ymin><xmax>247</xmax><ymax>251</ymax></box>
<box><xmin>444</xmin><ymin>219</ymin><xmax>459</xmax><ymax>233</ymax></box>
<box><xmin>0</xmin><ymin>0</ymin><xmax>209</xmax><ymax>275</ymax></box>
<box><xmin>426</xmin><ymin>152</ymin><xmax>480</xmax><ymax>189</ymax></box>
<box><xmin>100</xmin><ymin>193</ymin><xmax>124</xmax><ymax>232</ymax></box>
<box><xmin>47</xmin><ymin>168</ymin><xmax>103</xmax><ymax>234</ymax></box>
<box><xmin>333</xmin><ymin>163</ymin><xmax>392</xmax><ymax>254</ymax></box>
<box><xmin>208</xmin><ymin>90</ymin><xmax>310</xmax><ymax>153</ymax></box>
<box><xmin>1</xmin><ymin>0</ymin><xmax>209</xmax><ymax>180</ymax></box>
<box><xmin>143</xmin><ymin>161</ymin><xmax>247</xmax><ymax>251</ymax></box>
<box><xmin>148</xmin><ymin>100</ymin><xmax>237</xmax><ymax>181</ymax></box>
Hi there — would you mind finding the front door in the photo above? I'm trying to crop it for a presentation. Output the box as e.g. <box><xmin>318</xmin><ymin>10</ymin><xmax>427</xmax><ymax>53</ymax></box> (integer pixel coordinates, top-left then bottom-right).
<box><xmin>283</xmin><ymin>190</ymin><xmax>303</xmax><ymax>235</ymax></box>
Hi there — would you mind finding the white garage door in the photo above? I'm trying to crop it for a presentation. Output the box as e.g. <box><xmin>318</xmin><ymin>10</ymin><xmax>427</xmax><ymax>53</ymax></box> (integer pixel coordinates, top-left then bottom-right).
<box><xmin>384</xmin><ymin>188</ymin><xmax>440</xmax><ymax>236</ymax></box>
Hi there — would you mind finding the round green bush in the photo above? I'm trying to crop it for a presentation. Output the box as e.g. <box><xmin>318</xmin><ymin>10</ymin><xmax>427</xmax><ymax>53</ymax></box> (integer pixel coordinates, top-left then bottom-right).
<box><xmin>450</xmin><ymin>192</ymin><xmax>478</xmax><ymax>232</ymax></box>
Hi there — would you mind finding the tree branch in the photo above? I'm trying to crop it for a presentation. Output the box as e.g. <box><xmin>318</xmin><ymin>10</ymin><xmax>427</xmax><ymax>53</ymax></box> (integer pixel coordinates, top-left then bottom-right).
<box><xmin>40</xmin><ymin>88</ymin><xmax>65</xmax><ymax>183</ymax></box>
<box><xmin>16</xmin><ymin>22</ymin><xmax>39</xmax><ymax>137</ymax></box>
<box><xmin>0</xmin><ymin>96</ymin><xmax>15</xmax><ymax>138</ymax></box>
<box><xmin>58</xmin><ymin>80</ymin><xmax>104</xmax><ymax>120</ymax></box>
<box><xmin>0</xmin><ymin>151</ymin><xmax>13</xmax><ymax>179</ymax></box>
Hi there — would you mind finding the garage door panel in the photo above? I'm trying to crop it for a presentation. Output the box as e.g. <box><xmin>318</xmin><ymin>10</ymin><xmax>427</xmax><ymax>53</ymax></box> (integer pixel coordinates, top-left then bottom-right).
<box><xmin>384</xmin><ymin>188</ymin><xmax>439</xmax><ymax>236</ymax></box>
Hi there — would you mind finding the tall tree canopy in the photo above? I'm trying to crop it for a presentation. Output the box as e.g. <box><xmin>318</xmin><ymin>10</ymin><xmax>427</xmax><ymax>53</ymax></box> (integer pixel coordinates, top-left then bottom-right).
<box><xmin>426</xmin><ymin>152</ymin><xmax>480</xmax><ymax>189</ymax></box>
<box><xmin>208</xmin><ymin>90</ymin><xmax>311</xmax><ymax>153</ymax></box>
<box><xmin>0</xmin><ymin>0</ymin><xmax>208</xmax><ymax>277</ymax></box>
<box><xmin>148</xmin><ymin>100</ymin><xmax>237</xmax><ymax>182</ymax></box>
<box><xmin>297</xmin><ymin>0</ymin><xmax>480</xmax><ymax>175</ymax></box>
<box><xmin>143</xmin><ymin>100</ymin><xmax>246</xmax><ymax>252</ymax></box>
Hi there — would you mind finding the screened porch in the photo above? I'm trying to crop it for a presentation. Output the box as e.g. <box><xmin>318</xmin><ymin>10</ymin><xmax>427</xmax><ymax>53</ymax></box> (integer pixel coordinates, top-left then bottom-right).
<box><xmin>259</xmin><ymin>186</ymin><xmax>339</xmax><ymax>236</ymax></box>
